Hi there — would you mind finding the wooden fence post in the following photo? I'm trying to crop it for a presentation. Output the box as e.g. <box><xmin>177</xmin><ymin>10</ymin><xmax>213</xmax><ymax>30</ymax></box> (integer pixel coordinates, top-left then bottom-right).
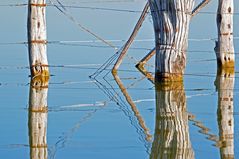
<box><xmin>149</xmin><ymin>0</ymin><xmax>195</xmax><ymax>82</ymax></box>
<box><xmin>151</xmin><ymin>82</ymin><xmax>194</xmax><ymax>158</ymax></box>
<box><xmin>28</xmin><ymin>76</ymin><xmax>49</xmax><ymax>159</ymax></box>
<box><xmin>215</xmin><ymin>68</ymin><xmax>235</xmax><ymax>159</ymax></box>
<box><xmin>215</xmin><ymin>0</ymin><xmax>234</xmax><ymax>68</ymax></box>
<box><xmin>28</xmin><ymin>0</ymin><xmax>49</xmax><ymax>77</ymax></box>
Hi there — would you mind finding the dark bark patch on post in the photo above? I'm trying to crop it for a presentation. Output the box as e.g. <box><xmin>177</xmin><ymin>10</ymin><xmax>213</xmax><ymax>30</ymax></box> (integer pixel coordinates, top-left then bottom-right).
<box><xmin>228</xmin><ymin>24</ymin><xmax>231</xmax><ymax>29</ymax></box>
<box><xmin>217</xmin><ymin>14</ymin><xmax>222</xmax><ymax>23</ymax></box>
<box><xmin>228</xmin><ymin>7</ymin><xmax>232</xmax><ymax>13</ymax></box>
<box><xmin>37</xmin><ymin>22</ymin><xmax>41</xmax><ymax>28</ymax></box>
<box><xmin>164</xmin><ymin>25</ymin><xmax>170</xmax><ymax>33</ymax></box>
<box><xmin>216</xmin><ymin>0</ymin><xmax>234</xmax><ymax>68</ymax></box>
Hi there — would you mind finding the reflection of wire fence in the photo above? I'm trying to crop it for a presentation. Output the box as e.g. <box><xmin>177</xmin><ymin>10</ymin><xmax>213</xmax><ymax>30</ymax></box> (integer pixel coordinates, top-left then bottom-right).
<box><xmin>92</xmin><ymin>76</ymin><xmax>152</xmax><ymax>154</ymax></box>
<box><xmin>2</xmin><ymin>36</ymin><xmax>239</xmax><ymax>43</ymax></box>
<box><xmin>48</xmin><ymin>104</ymin><xmax>107</xmax><ymax>159</ymax></box>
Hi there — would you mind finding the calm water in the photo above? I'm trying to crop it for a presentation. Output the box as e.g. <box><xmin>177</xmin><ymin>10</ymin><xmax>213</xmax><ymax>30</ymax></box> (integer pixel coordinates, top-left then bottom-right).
<box><xmin>0</xmin><ymin>0</ymin><xmax>239</xmax><ymax>159</ymax></box>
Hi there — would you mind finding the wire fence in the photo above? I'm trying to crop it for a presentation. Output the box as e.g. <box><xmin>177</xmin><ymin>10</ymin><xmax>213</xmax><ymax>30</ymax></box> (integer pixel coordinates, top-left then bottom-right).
<box><xmin>1</xmin><ymin>3</ymin><xmax>239</xmax><ymax>15</ymax></box>
<box><xmin>0</xmin><ymin>0</ymin><xmax>238</xmax><ymax>86</ymax></box>
<box><xmin>1</xmin><ymin>0</ymin><xmax>239</xmax><ymax>60</ymax></box>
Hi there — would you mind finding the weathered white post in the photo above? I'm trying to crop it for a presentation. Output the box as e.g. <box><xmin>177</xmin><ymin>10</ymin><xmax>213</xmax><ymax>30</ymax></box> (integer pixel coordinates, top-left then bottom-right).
<box><xmin>149</xmin><ymin>0</ymin><xmax>195</xmax><ymax>82</ymax></box>
<box><xmin>151</xmin><ymin>82</ymin><xmax>194</xmax><ymax>158</ymax></box>
<box><xmin>28</xmin><ymin>76</ymin><xmax>49</xmax><ymax>159</ymax></box>
<box><xmin>215</xmin><ymin>0</ymin><xmax>234</xmax><ymax>68</ymax></box>
<box><xmin>28</xmin><ymin>0</ymin><xmax>49</xmax><ymax>77</ymax></box>
<box><xmin>215</xmin><ymin>68</ymin><xmax>234</xmax><ymax>159</ymax></box>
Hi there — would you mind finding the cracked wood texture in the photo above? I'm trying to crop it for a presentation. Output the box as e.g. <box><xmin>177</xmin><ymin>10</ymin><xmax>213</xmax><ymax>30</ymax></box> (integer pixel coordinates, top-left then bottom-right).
<box><xmin>148</xmin><ymin>0</ymin><xmax>195</xmax><ymax>82</ymax></box>
<box><xmin>215</xmin><ymin>0</ymin><xmax>235</xmax><ymax>68</ymax></box>
<box><xmin>28</xmin><ymin>0</ymin><xmax>49</xmax><ymax>76</ymax></box>
<box><xmin>215</xmin><ymin>68</ymin><xmax>235</xmax><ymax>159</ymax></box>
<box><xmin>151</xmin><ymin>82</ymin><xmax>194</xmax><ymax>159</ymax></box>
<box><xmin>28</xmin><ymin>76</ymin><xmax>49</xmax><ymax>159</ymax></box>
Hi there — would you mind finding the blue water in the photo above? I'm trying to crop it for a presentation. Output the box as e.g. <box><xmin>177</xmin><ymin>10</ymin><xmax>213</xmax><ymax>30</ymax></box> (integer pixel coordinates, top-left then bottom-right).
<box><xmin>0</xmin><ymin>0</ymin><xmax>239</xmax><ymax>159</ymax></box>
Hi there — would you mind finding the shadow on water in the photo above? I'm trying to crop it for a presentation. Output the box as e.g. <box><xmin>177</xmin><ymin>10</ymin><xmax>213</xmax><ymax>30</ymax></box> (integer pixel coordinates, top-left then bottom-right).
<box><xmin>28</xmin><ymin>76</ymin><xmax>49</xmax><ymax>159</ymax></box>
<box><xmin>151</xmin><ymin>82</ymin><xmax>194</xmax><ymax>159</ymax></box>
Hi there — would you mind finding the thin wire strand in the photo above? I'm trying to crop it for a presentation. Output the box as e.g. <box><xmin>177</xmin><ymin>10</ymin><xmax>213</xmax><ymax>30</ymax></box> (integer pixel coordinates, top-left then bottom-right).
<box><xmin>48</xmin><ymin>0</ymin><xmax>118</xmax><ymax>50</ymax></box>
<box><xmin>1</xmin><ymin>36</ymin><xmax>239</xmax><ymax>46</ymax></box>
<box><xmin>1</xmin><ymin>3</ymin><xmax>239</xmax><ymax>15</ymax></box>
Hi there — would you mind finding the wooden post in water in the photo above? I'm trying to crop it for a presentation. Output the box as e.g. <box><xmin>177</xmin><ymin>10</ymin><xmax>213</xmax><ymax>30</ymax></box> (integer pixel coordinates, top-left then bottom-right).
<box><xmin>136</xmin><ymin>0</ymin><xmax>211</xmax><ymax>70</ymax></box>
<box><xmin>28</xmin><ymin>0</ymin><xmax>49</xmax><ymax>77</ymax></box>
<box><xmin>112</xmin><ymin>2</ymin><xmax>150</xmax><ymax>73</ymax></box>
<box><xmin>149</xmin><ymin>0</ymin><xmax>195</xmax><ymax>82</ymax></box>
<box><xmin>151</xmin><ymin>82</ymin><xmax>194</xmax><ymax>158</ymax></box>
<box><xmin>215</xmin><ymin>0</ymin><xmax>234</xmax><ymax>68</ymax></box>
<box><xmin>28</xmin><ymin>76</ymin><xmax>49</xmax><ymax>159</ymax></box>
<box><xmin>215</xmin><ymin>68</ymin><xmax>235</xmax><ymax>159</ymax></box>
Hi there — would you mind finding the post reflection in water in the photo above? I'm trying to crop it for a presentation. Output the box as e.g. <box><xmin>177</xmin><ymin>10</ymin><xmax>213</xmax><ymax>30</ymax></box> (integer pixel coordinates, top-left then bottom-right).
<box><xmin>112</xmin><ymin>73</ymin><xmax>152</xmax><ymax>142</ymax></box>
<box><xmin>28</xmin><ymin>76</ymin><xmax>49</xmax><ymax>159</ymax></box>
<box><xmin>151</xmin><ymin>82</ymin><xmax>194</xmax><ymax>159</ymax></box>
<box><xmin>215</xmin><ymin>68</ymin><xmax>235</xmax><ymax>159</ymax></box>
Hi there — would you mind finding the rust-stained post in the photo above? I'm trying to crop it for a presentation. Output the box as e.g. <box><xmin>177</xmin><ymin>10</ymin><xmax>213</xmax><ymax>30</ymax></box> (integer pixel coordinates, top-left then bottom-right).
<box><xmin>149</xmin><ymin>0</ymin><xmax>195</xmax><ymax>82</ymax></box>
<box><xmin>215</xmin><ymin>68</ymin><xmax>235</xmax><ymax>159</ymax></box>
<box><xmin>215</xmin><ymin>0</ymin><xmax>234</xmax><ymax>68</ymax></box>
<box><xmin>28</xmin><ymin>76</ymin><xmax>49</xmax><ymax>159</ymax></box>
<box><xmin>136</xmin><ymin>0</ymin><xmax>211</xmax><ymax>71</ymax></box>
<box><xmin>28</xmin><ymin>0</ymin><xmax>49</xmax><ymax>77</ymax></box>
<box><xmin>151</xmin><ymin>82</ymin><xmax>194</xmax><ymax>158</ymax></box>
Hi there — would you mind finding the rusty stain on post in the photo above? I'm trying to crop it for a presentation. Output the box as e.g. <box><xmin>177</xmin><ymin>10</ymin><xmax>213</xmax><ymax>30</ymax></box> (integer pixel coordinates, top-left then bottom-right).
<box><xmin>149</xmin><ymin>0</ymin><xmax>195</xmax><ymax>82</ymax></box>
<box><xmin>215</xmin><ymin>0</ymin><xmax>235</xmax><ymax>68</ymax></box>
<box><xmin>28</xmin><ymin>0</ymin><xmax>49</xmax><ymax>77</ymax></box>
<box><xmin>30</xmin><ymin>3</ymin><xmax>47</xmax><ymax>7</ymax></box>
<box><xmin>135</xmin><ymin>1</ymin><xmax>211</xmax><ymax>82</ymax></box>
